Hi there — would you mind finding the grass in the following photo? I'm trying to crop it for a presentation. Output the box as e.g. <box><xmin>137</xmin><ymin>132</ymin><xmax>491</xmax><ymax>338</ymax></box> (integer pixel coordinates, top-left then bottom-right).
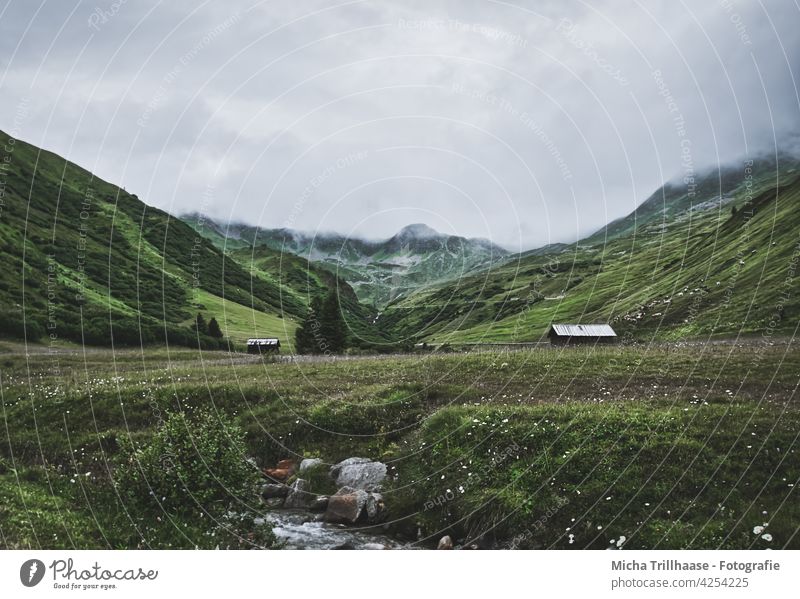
<box><xmin>380</xmin><ymin>167</ymin><xmax>800</xmax><ymax>345</ymax></box>
<box><xmin>0</xmin><ymin>342</ymin><xmax>797</xmax><ymax>549</ymax></box>
<box><xmin>188</xmin><ymin>289</ymin><xmax>298</xmax><ymax>350</ymax></box>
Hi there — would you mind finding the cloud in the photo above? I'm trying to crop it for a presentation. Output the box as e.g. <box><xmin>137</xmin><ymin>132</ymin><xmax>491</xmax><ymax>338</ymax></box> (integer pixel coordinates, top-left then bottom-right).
<box><xmin>1</xmin><ymin>0</ymin><xmax>798</xmax><ymax>250</ymax></box>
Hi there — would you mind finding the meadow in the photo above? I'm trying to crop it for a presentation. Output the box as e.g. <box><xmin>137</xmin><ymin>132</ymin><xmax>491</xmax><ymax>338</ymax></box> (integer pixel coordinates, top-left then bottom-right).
<box><xmin>1</xmin><ymin>339</ymin><xmax>798</xmax><ymax>549</ymax></box>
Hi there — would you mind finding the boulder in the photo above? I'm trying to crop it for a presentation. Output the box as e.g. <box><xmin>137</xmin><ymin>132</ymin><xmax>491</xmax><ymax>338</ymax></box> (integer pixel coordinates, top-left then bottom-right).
<box><xmin>263</xmin><ymin>497</ymin><xmax>284</xmax><ymax>509</ymax></box>
<box><xmin>284</xmin><ymin>478</ymin><xmax>314</xmax><ymax>509</ymax></box>
<box><xmin>263</xmin><ymin>458</ymin><xmax>297</xmax><ymax>482</ymax></box>
<box><xmin>276</xmin><ymin>458</ymin><xmax>297</xmax><ymax>471</ymax></box>
<box><xmin>324</xmin><ymin>486</ymin><xmax>369</xmax><ymax>524</ymax></box>
<box><xmin>299</xmin><ymin>458</ymin><xmax>324</xmax><ymax>472</ymax></box>
<box><xmin>260</xmin><ymin>483</ymin><xmax>288</xmax><ymax>500</ymax></box>
<box><xmin>364</xmin><ymin>492</ymin><xmax>386</xmax><ymax>523</ymax></box>
<box><xmin>309</xmin><ymin>496</ymin><xmax>329</xmax><ymax>512</ymax></box>
<box><xmin>331</xmin><ymin>458</ymin><xmax>387</xmax><ymax>491</ymax></box>
<box><xmin>437</xmin><ymin>535</ymin><xmax>453</xmax><ymax>550</ymax></box>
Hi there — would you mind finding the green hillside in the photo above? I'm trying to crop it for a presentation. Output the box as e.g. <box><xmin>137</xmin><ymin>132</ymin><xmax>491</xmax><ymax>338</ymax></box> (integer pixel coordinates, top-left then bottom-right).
<box><xmin>0</xmin><ymin>130</ymin><xmax>351</xmax><ymax>349</ymax></box>
<box><xmin>380</xmin><ymin>158</ymin><xmax>800</xmax><ymax>344</ymax></box>
<box><xmin>229</xmin><ymin>245</ymin><xmax>396</xmax><ymax>350</ymax></box>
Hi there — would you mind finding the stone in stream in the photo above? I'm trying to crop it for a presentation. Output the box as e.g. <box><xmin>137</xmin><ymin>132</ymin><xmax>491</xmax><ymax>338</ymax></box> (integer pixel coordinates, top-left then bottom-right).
<box><xmin>260</xmin><ymin>483</ymin><xmax>288</xmax><ymax>500</ymax></box>
<box><xmin>364</xmin><ymin>493</ymin><xmax>386</xmax><ymax>523</ymax></box>
<box><xmin>330</xmin><ymin>457</ymin><xmax>387</xmax><ymax>491</ymax></box>
<box><xmin>283</xmin><ymin>478</ymin><xmax>314</xmax><ymax>509</ymax></box>
<box><xmin>263</xmin><ymin>497</ymin><xmax>284</xmax><ymax>509</ymax></box>
<box><xmin>437</xmin><ymin>535</ymin><xmax>454</xmax><ymax>550</ymax></box>
<box><xmin>309</xmin><ymin>495</ymin><xmax>329</xmax><ymax>512</ymax></box>
<box><xmin>324</xmin><ymin>486</ymin><xmax>369</xmax><ymax>524</ymax></box>
<box><xmin>298</xmin><ymin>457</ymin><xmax>324</xmax><ymax>472</ymax></box>
<box><xmin>324</xmin><ymin>486</ymin><xmax>387</xmax><ymax>524</ymax></box>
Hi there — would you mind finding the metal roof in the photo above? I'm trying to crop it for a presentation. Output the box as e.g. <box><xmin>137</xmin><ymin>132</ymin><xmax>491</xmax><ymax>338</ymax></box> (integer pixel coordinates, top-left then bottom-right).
<box><xmin>247</xmin><ymin>338</ymin><xmax>280</xmax><ymax>345</ymax></box>
<box><xmin>550</xmin><ymin>324</ymin><xmax>617</xmax><ymax>337</ymax></box>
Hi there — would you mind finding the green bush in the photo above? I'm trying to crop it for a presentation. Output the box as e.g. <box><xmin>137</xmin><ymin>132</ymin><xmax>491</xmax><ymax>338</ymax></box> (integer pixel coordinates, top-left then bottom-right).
<box><xmin>114</xmin><ymin>409</ymin><xmax>273</xmax><ymax>548</ymax></box>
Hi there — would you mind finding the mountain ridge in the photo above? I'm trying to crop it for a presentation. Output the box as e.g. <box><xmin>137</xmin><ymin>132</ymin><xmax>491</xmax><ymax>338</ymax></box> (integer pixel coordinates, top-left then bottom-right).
<box><xmin>182</xmin><ymin>215</ymin><xmax>510</xmax><ymax>306</ymax></box>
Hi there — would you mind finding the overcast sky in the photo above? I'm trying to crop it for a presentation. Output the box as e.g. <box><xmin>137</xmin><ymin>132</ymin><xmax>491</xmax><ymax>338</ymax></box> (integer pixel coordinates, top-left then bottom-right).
<box><xmin>1</xmin><ymin>1</ymin><xmax>798</xmax><ymax>250</ymax></box>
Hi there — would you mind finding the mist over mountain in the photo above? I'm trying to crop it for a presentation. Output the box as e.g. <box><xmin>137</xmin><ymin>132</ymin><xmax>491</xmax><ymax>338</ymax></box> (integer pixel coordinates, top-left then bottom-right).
<box><xmin>182</xmin><ymin>216</ymin><xmax>510</xmax><ymax>306</ymax></box>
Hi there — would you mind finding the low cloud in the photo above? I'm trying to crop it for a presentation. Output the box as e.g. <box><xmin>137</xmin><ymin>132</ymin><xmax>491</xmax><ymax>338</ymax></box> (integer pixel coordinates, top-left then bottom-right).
<box><xmin>1</xmin><ymin>0</ymin><xmax>797</xmax><ymax>250</ymax></box>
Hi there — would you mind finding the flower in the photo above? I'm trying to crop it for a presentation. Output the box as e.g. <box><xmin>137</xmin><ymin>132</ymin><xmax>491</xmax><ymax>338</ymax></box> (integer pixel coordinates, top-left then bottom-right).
<box><xmin>753</xmin><ymin>525</ymin><xmax>765</xmax><ymax>535</ymax></box>
<box><xmin>761</xmin><ymin>533</ymin><xmax>773</xmax><ymax>542</ymax></box>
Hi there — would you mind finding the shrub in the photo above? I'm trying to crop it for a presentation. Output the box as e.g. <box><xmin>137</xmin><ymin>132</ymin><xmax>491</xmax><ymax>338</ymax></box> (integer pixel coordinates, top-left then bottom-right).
<box><xmin>114</xmin><ymin>409</ymin><xmax>272</xmax><ymax>548</ymax></box>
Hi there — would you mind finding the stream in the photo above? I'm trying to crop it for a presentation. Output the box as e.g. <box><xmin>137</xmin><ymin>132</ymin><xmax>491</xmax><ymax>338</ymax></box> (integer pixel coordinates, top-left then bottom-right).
<box><xmin>258</xmin><ymin>509</ymin><xmax>410</xmax><ymax>550</ymax></box>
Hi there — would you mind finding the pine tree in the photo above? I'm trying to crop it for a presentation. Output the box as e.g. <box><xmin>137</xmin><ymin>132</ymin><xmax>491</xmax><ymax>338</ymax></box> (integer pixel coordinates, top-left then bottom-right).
<box><xmin>319</xmin><ymin>290</ymin><xmax>347</xmax><ymax>354</ymax></box>
<box><xmin>295</xmin><ymin>297</ymin><xmax>322</xmax><ymax>354</ymax></box>
<box><xmin>195</xmin><ymin>312</ymin><xmax>208</xmax><ymax>335</ymax></box>
<box><xmin>207</xmin><ymin>317</ymin><xmax>223</xmax><ymax>338</ymax></box>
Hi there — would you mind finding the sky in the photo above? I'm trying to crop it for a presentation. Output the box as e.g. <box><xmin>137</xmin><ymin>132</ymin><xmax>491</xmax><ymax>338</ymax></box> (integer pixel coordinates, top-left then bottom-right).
<box><xmin>1</xmin><ymin>0</ymin><xmax>798</xmax><ymax>251</ymax></box>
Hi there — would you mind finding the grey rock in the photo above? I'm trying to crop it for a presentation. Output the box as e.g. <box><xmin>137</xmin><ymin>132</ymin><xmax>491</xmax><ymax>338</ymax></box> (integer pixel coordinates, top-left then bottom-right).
<box><xmin>364</xmin><ymin>492</ymin><xmax>386</xmax><ymax>523</ymax></box>
<box><xmin>437</xmin><ymin>535</ymin><xmax>453</xmax><ymax>550</ymax></box>
<box><xmin>284</xmin><ymin>478</ymin><xmax>314</xmax><ymax>509</ymax></box>
<box><xmin>331</xmin><ymin>458</ymin><xmax>387</xmax><ymax>491</ymax></box>
<box><xmin>329</xmin><ymin>457</ymin><xmax>371</xmax><ymax>478</ymax></box>
<box><xmin>299</xmin><ymin>457</ymin><xmax>324</xmax><ymax>472</ymax></box>
<box><xmin>263</xmin><ymin>497</ymin><xmax>284</xmax><ymax>509</ymax></box>
<box><xmin>362</xmin><ymin>542</ymin><xmax>388</xmax><ymax>550</ymax></box>
<box><xmin>261</xmin><ymin>483</ymin><xmax>288</xmax><ymax>500</ymax></box>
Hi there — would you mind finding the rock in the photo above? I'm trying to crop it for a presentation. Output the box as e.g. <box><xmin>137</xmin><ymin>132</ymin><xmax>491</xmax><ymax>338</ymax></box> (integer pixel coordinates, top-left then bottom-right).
<box><xmin>437</xmin><ymin>535</ymin><xmax>453</xmax><ymax>550</ymax></box>
<box><xmin>299</xmin><ymin>457</ymin><xmax>324</xmax><ymax>472</ymax></box>
<box><xmin>260</xmin><ymin>483</ymin><xmax>288</xmax><ymax>500</ymax></box>
<box><xmin>263</xmin><ymin>497</ymin><xmax>284</xmax><ymax>509</ymax></box>
<box><xmin>364</xmin><ymin>492</ymin><xmax>386</xmax><ymax>523</ymax></box>
<box><xmin>331</xmin><ymin>458</ymin><xmax>387</xmax><ymax>491</ymax></box>
<box><xmin>362</xmin><ymin>543</ymin><xmax>388</xmax><ymax>550</ymax></box>
<box><xmin>263</xmin><ymin>458</ymin><xmax>297</xmax><ymax>482</ymax></box>
<box><xmin>332</xmin><ymin>541</ymin><xmax>356</xmax><ymax>550</ymax></box>
<box><xmin>276</xmin><ymin>458</ymin><xmax>297</xmax><ymax>471</ymax></box>
<box><xmin>324</xmin><ymin>486</ymin><xmax>369</xmax><ymax>524</ymax></box>
<box><xmin>283</xmin><ymin>478</ymin><xmax>314</xmax><ymax>509</ymax></box>
<box><xmin>309</xmin><ymin>496</ymin><xmax>329</xmax><ymax>512</ymax></box>
<box><xmin>263</xmin><ymin>468</ymin><xmax>292</xmax><ymax>482</ymax></box>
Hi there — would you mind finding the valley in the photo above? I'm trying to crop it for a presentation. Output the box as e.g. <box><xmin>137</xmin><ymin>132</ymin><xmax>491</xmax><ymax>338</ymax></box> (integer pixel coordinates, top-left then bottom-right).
<box><xmin>1</xmin><ymin>130</ymin><xmax>798</xmax><ymax>551</ymax></box>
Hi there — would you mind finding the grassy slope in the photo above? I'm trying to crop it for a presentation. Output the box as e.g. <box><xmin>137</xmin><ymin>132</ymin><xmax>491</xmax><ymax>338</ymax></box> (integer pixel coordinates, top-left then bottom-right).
<box><xmin>0</xmin><ymin>130</ymin><xmax>348</xmax><ymax>348</ymax></box>
<box><xmin>230</xmin><ymin>245</ymin><xmax>395</xmax><ymax>350</ymax></box>
<box><xmin>1</xmin><ymin>343</ymin><xmax>797</xmax><ymax>549</ymax></box>
<box><xmin>380</xmin><ymin>162</ymin><xmax>800</xmax><ymax>344</ymax></box>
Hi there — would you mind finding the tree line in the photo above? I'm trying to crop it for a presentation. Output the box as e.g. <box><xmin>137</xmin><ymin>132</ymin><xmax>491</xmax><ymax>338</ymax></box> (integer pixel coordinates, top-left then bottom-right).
<box><xmin>294</xmin><ymin>290</ymin><xmax>348</xmax><ymax>354</ymax></box>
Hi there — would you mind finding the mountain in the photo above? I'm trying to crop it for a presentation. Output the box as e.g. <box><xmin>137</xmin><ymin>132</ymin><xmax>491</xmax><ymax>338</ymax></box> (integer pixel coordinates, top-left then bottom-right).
<box><xmin>0</xmin><ymin>130</ymin><xmax>383</xmax><ymax>350</ymax></box>
<box><xmin>379</xmin><ymin>154</ymin><xmax>800</xmax><ymax>343</ymax></box>
<box><xmin>182</xmin><ymin>216</ymin><xmax>510</xmax><ymax>307</ymax></box>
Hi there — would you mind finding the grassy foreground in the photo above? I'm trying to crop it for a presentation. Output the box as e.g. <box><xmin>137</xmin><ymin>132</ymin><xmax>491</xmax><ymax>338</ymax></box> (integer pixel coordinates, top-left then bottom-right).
<box><xmin>1</xmin><ymin>341</ymin><xmax>798</xmax><ymax>549</ymax></box>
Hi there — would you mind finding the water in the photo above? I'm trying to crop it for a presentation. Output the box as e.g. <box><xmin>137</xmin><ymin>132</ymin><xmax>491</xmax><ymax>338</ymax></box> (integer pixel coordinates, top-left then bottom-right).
<box><xmin>258</xmin><ymin>510</ymin><xmax>409</xmax><ymax>550</ymax></box>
